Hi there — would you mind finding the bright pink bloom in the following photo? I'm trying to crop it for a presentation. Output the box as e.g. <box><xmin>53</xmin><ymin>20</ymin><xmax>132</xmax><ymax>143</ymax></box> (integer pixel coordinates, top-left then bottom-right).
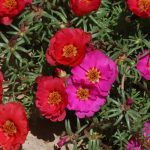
<box><xmin>0</xmin><ymin>0</ymin><xmax>32</xmax><ymax>25</ymax></box>
<box><xmin>127</xmin><ymin>122</ymin><xmax>150</xmax><ymax>149</ymax></box>
<box><xmin>127</xmin><ymin>138</ymin><xmax>141</xmax><ymax>150</ymax></box>
<box><xmin>35</xmin><ymin>76</ymin><xmax>68</xmax><ymax>122</ymax></box>
<box><xmin>71</xmin><ymin>49</ymin><xmax>118</xmax><ymax>96</ymax></box>
<box><xmin>143</xmin><ymin>122</ymin><xmax>150</xmax><ymax>141</ymax></box>
<box><xmin>57</xmin><ymin>136</ymin><xmax>68</xmax><ymax>148</ymax></box>
<box><xmin>127</xmin><ymin>0</ymin><xmax>150</xmax><ymax>18</ymax></box>
<box><xmin>0</xmin><ymin>71</ymin><xmax>3</xmax><ymax>102</ymax></box>
<box><xmin>136</xmin><ymin>50</ymin><xmax>150</xmax><ymax>80</ymax></box>
<box><xmin>66</xmin><ymin>78</ymin><xmax>106</xmax><ymax>118</ymax></box>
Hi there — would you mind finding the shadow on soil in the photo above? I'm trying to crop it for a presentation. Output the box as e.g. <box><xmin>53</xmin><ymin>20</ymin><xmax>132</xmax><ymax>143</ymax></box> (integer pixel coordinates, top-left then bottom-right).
<box><xmin>29</xmin><ymin>110</ymin><xmax>78</xmax><ymax>142</ymax></box>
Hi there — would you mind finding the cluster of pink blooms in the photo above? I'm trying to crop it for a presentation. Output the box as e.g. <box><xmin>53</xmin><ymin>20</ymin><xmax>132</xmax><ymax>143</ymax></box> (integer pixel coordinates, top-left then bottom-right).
<box><xmin>35</xmin><ymin>27</ymin><xmax>118</xmax><ymax>121</ymax></box>
<box><xmin>66</xmin><ymin>48</ymin><xmax>118</xmax><ymax>118</ymax></box>
<box><xmin>127</xmin><ymin>122</ymin><xmax>150</xmax><ymax>149</ymax></box>
<box><xmin>0</xmin><ymin>0</ymin><xmax>150</xmax><ymax>149</ymax></box>
<box><xmin>136</xmin><ymin>50</ymin><xmax>150</xmax><ymax>80</ymax></box>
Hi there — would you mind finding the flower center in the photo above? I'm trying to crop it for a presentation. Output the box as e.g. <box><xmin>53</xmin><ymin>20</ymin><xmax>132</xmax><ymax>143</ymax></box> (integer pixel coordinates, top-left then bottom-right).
<box><xmin>48</xmin><ymin>91</ymin><xmax>62</xmax><ymax>104</ymax></box>
<box><xmin>77</xmin><ymin>88</ymin><xmax>89</xmax><ymax>100</ymax></box>
<box><xmin>3</xmin><ymin>0</ymin><xmax>17</xmax><ymax>9</ymax></box>
<box><xmin>62</xmin><ymin>44</ymin><xmax>77</xmax><ymax>58</ymax></box>
<box><xmin>86</xmin><ymin>68</ymin><xmax>101</xmax><ymax>83</ymax></box>
<box><xmin>138</xmin><ymin>0</ymin><xmax>150</xmax><ymax>12</ymax></box>
<box><xmin>3</xmin><ymin>120</ymin><xmax>17</xmax><ymax>136</ymax></box>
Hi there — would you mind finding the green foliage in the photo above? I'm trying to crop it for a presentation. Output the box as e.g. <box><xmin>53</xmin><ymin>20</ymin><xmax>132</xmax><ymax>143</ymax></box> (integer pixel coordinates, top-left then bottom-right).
<box><xmin>0</xmin><ymin>0</ymin><xmax>150</xmax><ymax>149</ymax></box>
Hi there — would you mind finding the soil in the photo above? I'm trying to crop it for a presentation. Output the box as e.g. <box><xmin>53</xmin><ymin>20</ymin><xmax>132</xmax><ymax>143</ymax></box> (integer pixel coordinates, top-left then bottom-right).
<box><xmin>22</xmin><ymin>117</ymin><xmax>74</xmax><ymax>150</ymax></box>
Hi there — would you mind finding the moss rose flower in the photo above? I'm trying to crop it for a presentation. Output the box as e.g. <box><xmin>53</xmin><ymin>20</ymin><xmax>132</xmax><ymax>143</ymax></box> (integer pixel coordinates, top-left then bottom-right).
<box><xmin>0</xmin><ymin>0</ymin><xmax>32</xmax><ymax>25</ymax></box>
<box><xmin>127</xmin><ymin>0</ymin><xmax>150</xmax><ymax>18</ymax></box>
<box><xmin>46</xmin><ymin>28</ymin><xmax>91</xmax><ymax>67</ymax></box>
<box><xmin>0</xmin><ymin>102</ymin><xmax>29</xmax><ymax>150</ymax></box>
<box><xmin>36</xmin><ymin>76</ymin><xmax>68</xmax><ymax>122</ymax></box>
<box><xmin>0</xmin><ymin>71</ymin><xmax>3</xmax><ymax>102</ymax></box>
<box><xmin>127</xmin><ymin>138</ymin><xmax>141</xmax><ymax>150</ymax></box>
<box><xmin>127</xmin><ymin>122</ymin><xmax>150</xmax><ymax>149</ymax></box>
<box><xmin>136</xmin><ymin>50</ymin><xmax>150</xmax><ymax>80</ymax></box>
<box><xmin>66</xmin><ymin>78</ymin><xmax>106</xmax><ymax>118</ymax></box>
<box><xmin>70</xmin><ymin>0</ymin><xmax>101</xmax><ymax>16</ymax></box>
<box><xmin>71</xmin><ymin>49</ymin><xmax>118</xmax><ymax>96</ymax></box>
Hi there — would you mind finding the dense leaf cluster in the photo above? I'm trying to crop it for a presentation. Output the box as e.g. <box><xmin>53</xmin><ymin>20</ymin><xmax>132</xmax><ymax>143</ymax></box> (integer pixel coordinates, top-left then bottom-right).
<box><xmin>0</xmin><ymin>0</ymin><xmax>150</xmax><ymax>149</ymax></box>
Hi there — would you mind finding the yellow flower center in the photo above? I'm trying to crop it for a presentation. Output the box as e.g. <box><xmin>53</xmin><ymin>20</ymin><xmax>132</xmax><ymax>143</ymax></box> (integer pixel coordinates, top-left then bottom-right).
<box><xmin>77</xmin><ymin>88</ymin><xmax>89</xmax><ymax>100</ymax></box>
<box><xmin>62</xmin><ymin>44</ymin><xmax>77</xmax><ymax>58</ymax></box>
<box><xmin>48</xmin><ymin>91</ymin><xmax>62</xmax><ymax>104</ymax></box>
<box><xmin>138</xmin><ymin>0</ymin><xmax>150</xmax><ymax>12</ymax></box>
<box><xmin>3</xmin><ymin>0</ymin><xmax>17</xmax><ymax>9</ymax></box>
<box><xmin>3</xmin><ymin>120</ymin><xmax>17</xmax><ymax>136</ymax></box>
<box><xmin>86</xmin><ymin>68</ymin><xmax>101</xmax><ymax>83</ymax></box>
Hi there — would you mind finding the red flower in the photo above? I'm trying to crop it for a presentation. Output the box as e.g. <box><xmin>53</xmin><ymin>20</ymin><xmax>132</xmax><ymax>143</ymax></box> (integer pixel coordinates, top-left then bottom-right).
<box><xmin>0</xmin><ymin>71</ymin><xmax>3</xmax><ymax>103</ymax></box>
<box><xmin>0</xmin><ymin>102</ymin><xmax>29</xmax><ymax>150</ymax></box>
<box><xmin>36</xmin><ymin>76</ymin><xmax>68</xmax><ymax>122</ymax></box>
<box><xmin>127</xmin><ymin>0</ymin><xmax>150</xmax><ymax>18</ymax></box>
<box><xmin>0</xmin><ymin>0</ymin><xmax>32</xmax><ymax>25</ymax></box>
<box><xmin>46</xmin><ymin>28</ymin><xmax>91</xmax><ymax>67</ymax></box>
<box><xmin>70</xmin><ymin>0</ymin><xmax>101</xmax><ymax>16</ymax></box>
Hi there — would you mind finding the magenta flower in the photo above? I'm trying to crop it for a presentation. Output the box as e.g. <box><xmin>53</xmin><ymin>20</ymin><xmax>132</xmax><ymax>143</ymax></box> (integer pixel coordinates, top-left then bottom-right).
<box><xmin>136</xmin><ymin>50</ymin><xmax>150</xmax><ymax>80</ymax></box>
<box><xmin>66</xmin><ymin>78</ymin><xmax>106</xmax><ymax>118</ymax></box>
<box><xmin>127</xmin><ymin>122</ymin><xmax>150</xmax><ymax>149</ymax></box>
<box><xmin>143</xmin><ymin>122</ymin><xmax>150</xmax><ymax>141</ymax></box>
<box><xmin>57</xmin><ymin>136</ymin><xmax>68</xmax><ymax>148</ymax></box>
<box><xmin>126</xmin><ymin>98</ymin><xmax>134</xmax><ymax>106</ymax></box>
<box><xmin>71</xmin><ymin>49</ymin><xmax>118</xmax><ymax>96</ymax></box>
<box><xmin>127</xmin><ymin>138</ymin><xmax>141</xmax><ymax>150</ymax></box>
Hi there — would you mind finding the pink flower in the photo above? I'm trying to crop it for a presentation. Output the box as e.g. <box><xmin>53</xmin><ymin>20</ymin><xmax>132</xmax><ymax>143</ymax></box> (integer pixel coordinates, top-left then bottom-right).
<box><xmin>127</xmin><ymin>122</ymin><xmax>150</xmax><ymax>149</ymax></box>
<box><xmin>66</xmin><ymin>78</ymin><xmax>106</xmax><ymax>118</ymax></box>
<box><xmin>126</xmin><ymin>98</ymin><xmax>134</xmax><ymax>106</ymax></box>
<box><xmin>143</xmin><ymin>122</ymin><xmax>150</xmax><ymax>141</ymax></box>
<box><xmin>127</xmin><ymin>138</ymin><xmax>141</xmax><ymax>150</ymax></box>
<box><xmin>57</xmin><ymin>136</ymin><xmax>68</xmax><ymax>148</ymax></box>
<box><xmin>71</xmin><ymin>49</ymin><xmax>118</xmax><ymax>96</ymax></box>
<box><xmin>136</xmin><ymin>50</ymin><xmax>150</xmax><ymax>80</ymax></box>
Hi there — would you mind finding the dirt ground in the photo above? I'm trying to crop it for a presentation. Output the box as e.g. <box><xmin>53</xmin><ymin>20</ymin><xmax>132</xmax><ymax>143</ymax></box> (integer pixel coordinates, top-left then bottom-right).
<box><xmin>22</xmin><ymin>116</ymin><xmax>74</xmax><ymax>150</ymax></box>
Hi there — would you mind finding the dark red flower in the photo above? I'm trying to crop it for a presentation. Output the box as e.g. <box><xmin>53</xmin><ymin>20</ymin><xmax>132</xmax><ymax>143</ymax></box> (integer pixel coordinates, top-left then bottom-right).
<box><xmin>70</xmin><ymin>0</ymin><xmax>101</xmax><ymax>16</ymax></box>
<box><xmin>36</xmin><ymin>76</ymin><xmax>68</xmax><ymax>122</ymax></box>
<box><xmin>0</xmin><ymin>71</ymin><xmax>3</xmax><ymax>103</ymax></box>
<box><xmin>127</xmin><ymin>0</ymin><xmax>150</xmax><ymax>18</ymax></box>
<box><xmin>0</xmin><ymin>102</ymin><xmax>29</xmax><ymax>150</ymax></box>
<box><xmin>126</xmin><ymin>98</ymin><xmax>134</xmax><ymax>106</ymax></box>
<box><xmin>0</xmin><ymin>0</ymin><xmax>32</xmax><ymax>25</ymax></box>
<box><xmin>46</xmin><ymin>28</ymin><xmax>91</xmax><ymax>67</ymax></box>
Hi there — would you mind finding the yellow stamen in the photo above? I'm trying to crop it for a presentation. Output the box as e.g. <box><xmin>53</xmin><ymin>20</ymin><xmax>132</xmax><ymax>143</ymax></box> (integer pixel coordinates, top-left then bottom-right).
<box><xmin>62</xmin><ymin>44</ymin><xmax>77</xmax><ymax>58</ymax></box>
<box><xmin>48</xmin><ymin>91</ymin><xmax>62</xmax><ymax>104</ymax></box>
<box><xmin>86</xmin><ymin>68</ymin><xmax>101</xmax><ymax>83</ymax></box>
<box><xmin>3</xmin><ymin>120</ymin><xmax>17</xmax><ymax>136</ymax></box>
<box><xmin>77</xmin><ymin>88</ymin><xmax>89</xmax><ymax>100</ymax></box>
<box><xmin>3</xmin><ymin>0</ymin><xmax>17</xmax><ymax>9</ymax></box>
<box><xmin>138</xmin><ymin>0</ymin><xmax>150</xmax><ymax>12</ymax></box>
